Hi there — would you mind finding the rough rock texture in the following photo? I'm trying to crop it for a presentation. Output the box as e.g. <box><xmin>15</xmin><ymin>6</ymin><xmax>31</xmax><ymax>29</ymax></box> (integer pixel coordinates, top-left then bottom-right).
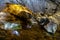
<box><xmin>0</xmin><ymin>0</ymin><xmax>60</xmax><ymax>13</ymax></box>
<box><xmin>0</xmin><ymin>0</ymin><xmax>60</xmax><ymax>40</ymax></box>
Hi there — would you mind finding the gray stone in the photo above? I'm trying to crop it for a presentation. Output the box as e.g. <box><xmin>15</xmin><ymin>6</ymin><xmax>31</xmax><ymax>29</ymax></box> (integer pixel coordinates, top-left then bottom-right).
<box><xmin>0</xmin><ymin>0</ymin><xmax>58</xmax><ymax>14</ymax></box>
<box><xmin>44</xmin><ymin>20</ymin><xmax>58</xmax><ymax>34</ymax></box>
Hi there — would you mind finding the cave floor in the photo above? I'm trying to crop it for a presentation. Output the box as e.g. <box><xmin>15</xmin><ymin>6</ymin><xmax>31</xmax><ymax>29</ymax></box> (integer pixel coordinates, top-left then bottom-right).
<box><xmin>0</xmin><ymin>24</ymin><xmax>60</xmax><ymax>40</ymax></box>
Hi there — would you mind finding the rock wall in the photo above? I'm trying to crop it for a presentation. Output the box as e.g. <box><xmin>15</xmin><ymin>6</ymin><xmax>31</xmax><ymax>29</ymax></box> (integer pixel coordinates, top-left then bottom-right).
<box><xmin>0</xmin><ymin>0</ymin><xmax>60</xmax><ymax>14</ymax></box>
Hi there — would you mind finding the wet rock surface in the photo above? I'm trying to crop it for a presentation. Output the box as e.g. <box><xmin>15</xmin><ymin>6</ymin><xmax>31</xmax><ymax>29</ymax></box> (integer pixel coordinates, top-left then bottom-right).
<box><xmin>0</xmin><ymin>0</ymin><xmax>60</xmax><ymax>40</ymax></box>
<box><xmin>0</xmin><ymin>24</ymin><xmax>60</xmax><ymax>40</ymax></box>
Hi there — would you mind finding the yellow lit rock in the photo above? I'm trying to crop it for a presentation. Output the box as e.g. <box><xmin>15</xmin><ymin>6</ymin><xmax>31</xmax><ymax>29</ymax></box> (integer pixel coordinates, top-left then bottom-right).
<box><xmin>2</xmin><ymin>3</ymin><xmax>32</xmax><ymax>16</ymax></box>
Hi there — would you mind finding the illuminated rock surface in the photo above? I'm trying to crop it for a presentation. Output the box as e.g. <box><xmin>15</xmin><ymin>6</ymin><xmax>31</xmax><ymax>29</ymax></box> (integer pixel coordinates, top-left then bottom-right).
<box><xmin>0</xmin><ymin>0</ymin><xmax>60</xmax><ymax>40</ymax></box>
